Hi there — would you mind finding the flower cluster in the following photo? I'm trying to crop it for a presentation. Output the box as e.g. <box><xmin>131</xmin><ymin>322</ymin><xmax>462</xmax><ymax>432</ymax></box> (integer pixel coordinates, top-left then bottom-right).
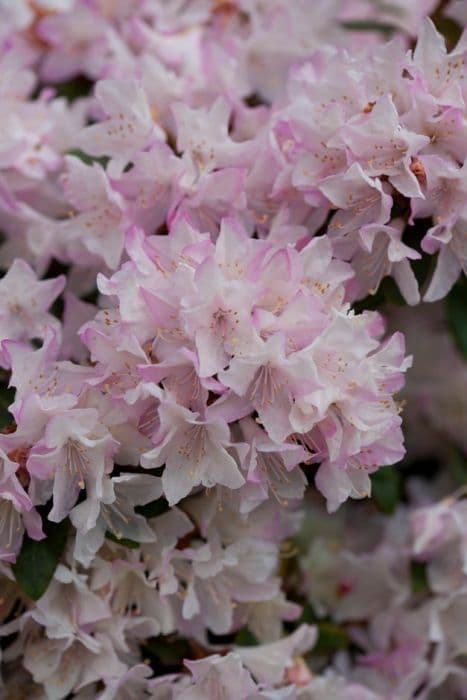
<box><xmin>298</xmin><ymin>478</ymin><xmax>467</xmax><ymax>700</ymax></box>
<box><xmin>0</xmin><ymin>1</ymin><xmax>465</xmax><ymax>699</ymax></box>
<box><xmin>265</xmin><ymin>18</ymin><xmax>467</xmax><ymax>303</ymax></box>
<box><xmin>1</xmin><ymin>1</ymin><xmax>466</xmax><ymax>303</ymax></box>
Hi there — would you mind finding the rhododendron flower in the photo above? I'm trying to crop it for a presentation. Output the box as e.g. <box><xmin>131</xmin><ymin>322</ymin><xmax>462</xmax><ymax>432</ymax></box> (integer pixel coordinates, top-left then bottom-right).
<box><xmin>27</xmin><ymin>408</ymin><xmax>118</xmax><ymax>524</ymax></box>
<box><xmin>141</xmin><ymin>397</ymin><xmax>245</xmax><ymax>505</ymax></box>
<box><xmin>76</xmin><ymin>79</ymin><xmax>163</xmax><ymax>177</ymax></box>
<box><xmin>0</xmin><ymin>3</ymin><xmax>465</xmax><ymax>699</ymax></box>
<box><xmin>0</xmin><ymin>259</ymin><xmax>64</xmax><ymax>361</ymax></box>
<box><xmin>0</xmin><ymin>447</ymin><xmax>44</xmax><ymax>562</ymax></box>
<box><xmin>71</xmin><ymin>473</ymin><xmax>162</xmax><ymax>567</ymax></box>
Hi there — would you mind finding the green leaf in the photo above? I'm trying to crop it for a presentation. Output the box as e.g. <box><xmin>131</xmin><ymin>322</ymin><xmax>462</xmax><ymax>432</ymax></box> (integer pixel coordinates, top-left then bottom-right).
<box><xmin>298</xmin><ymin>607</ymin><xmax>349</xmax><ymax>656</ymax></box>
<box><xmin>446</xmin><ymin>279</ymin><xmax>467</xmax><ymax>360</ymax></box>
<box><xmin>380</xmin><ymin>276</ymin><xmax>406</xmax><ymax>306</ymax></box>
<box><xmin>411</xmin><ymin>561</ymin><xmax>429</xmax><ymax>595</ymax></box>
<box><xmin>371</xmin><ymin>466</ymin><xmax>402</xmax><ymax>515</ymax></box>
<box><xmin>314</xmin><ymin>622</ymin><xmax>349</xmax><ymax>655</ymax></box>
<box><xmin>413</xmin><ymin>250</ymin><xmax>437</xmax><ymax>288</ymax></box>
<box><xmin>66</xmin><ymin>149</ymin><xmax>109</xmax><ymax>169</ymax></box>
<box><xmin>353</xmin><ymin>286</ymin><xmax>386</xmax><ymax>313</ymax></box>
<box><xmin>0</xmin><ymin>384</ymin><xmax>14</xmax><ymax>431</ymax></box>
<box><xmin>340</xmin><ymin>19</ymin><xmax>396</xmax><ymax>34</ymax></box>
<box><xmin>143</xmin><ymin>636</ymin><xmax>191</xmax><ymax>666</ymax></box>
<box><xmin>13</xmin><ymin>520</ymin><xmax>69</xmax><ymax>600</ymax></box>
<box><xmin>54</xmin><ymin>76</ymin><xmax>93</xmax><ymax>102</ymax></box>
<box><xmin>300</xmin><ymin>604</ymin><xmax>319</xmax><ymax>625</ymax></box>
<box><xmin>136</xmin><ymin>497</ymin><xmax>170</xmax><ymax>519</ymax></box>
<box><xmin>234</xmin><ymin>628</ymin><xmax>258</xmax><ymax>647</ymax></box>
<box><xmin>447</xmin><ymin>446</ymin><xmax>467</xmax><ymax>487</ymax></box>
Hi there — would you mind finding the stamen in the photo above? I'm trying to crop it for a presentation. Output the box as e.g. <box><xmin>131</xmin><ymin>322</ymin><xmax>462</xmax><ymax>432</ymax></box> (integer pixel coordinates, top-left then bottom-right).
<box><xmin>138</xmin><ymin>403</ymin><xmax>160</xmax><ymax>438</ymax></box>
<box><xmin>248</xmin><ymin>363</ymin><xmax>282</xmax><ymax>406</ymax></box>
<box><xmin>168</xmin><ymin>364</ymin><xmax>201</xmax><ymax>402</ymax></box>
<box><xmin>257</xmin><ymin>452</ymin><xmax>290</xmax><ymax>506</ymax></box>
<box><xmin>178</xmin><ymin>424</ymin><xmax>207</xmax><ymax>466</ymax></box>
<box><xmin>64</xmin><ymin>440</ymin><xmax>90</xmax><ymax>490</ymax></box>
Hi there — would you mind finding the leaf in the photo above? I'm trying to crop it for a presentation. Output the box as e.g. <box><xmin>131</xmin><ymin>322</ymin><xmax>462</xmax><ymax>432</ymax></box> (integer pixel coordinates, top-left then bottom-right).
<box><xmin>143</xmin><ymin>636</ymin><xmax>191</xmax><ymax>666</ymax></box>
<box><xmin>371</xmin><ymin>466</ymin><xmax>402</xmax><ymax>515</ymax></box>
<box><xmin>0</xmin><ymin>383</ymin><xmax>14</xmax><ymax>431</ymax></box>
<box><xmin>234</xmin><ymin>628</ymin><xmax>258</xmax><ymax>647</ymax></box>
<box><xmin>411</xmin><ymin>561</ymin><xmax>429</xmax><ymax>595</ymax></box>
<box><xmin>413</xmin><ymin>249</ymin><xmax>437</xmax><ymax>287</ymax></box>
<box><xmin>446</xmin><ymin>279</ymin><xmax>467</xmax><ymax>360</ymax></box>
<box><xmin>447</xmin><ymin>446</ymin><xmax>467</xmax><ymax>487</ymax></box>
<box><xmin>13</xmin><ymin>520</ymin><xmax>69</xmax><ymax>600</ymax></box>
<box><xmin>380</xmin><ymin>277</ymin><xmax>406</xmax><ymax>306</ymax></box>
<box><xmin>340</xmin><ymin>19</ymin><xmax>396</xmax><ymax>34</ymax></box>
<box><xmin>136</xmin><ymin>497</ymin><xmax>170</xmax><ymax>519</ymax></box>
<box><xmin>353</xmin><ymin>286</ymin><xmax>386</xmax><ymax>313</ymax></box>
<box><xmin>54</xmin><ymin>76</ymin><xmax>93</xmax><ymax>102</ymax></box>
<box><xmin>297</xmin><ymin>607</ymin><xmax>349</xmax><ymax>656</ymax></box>
<box><xmin>66</xmin><ymin>149</ymin><xmax>109</xmax><ymax>169</ymax></box>
<box><xmin>314</xmin><ymin>622</ymin><xmax>349</xmax><ymax>655</ymax></box>
<box><xmin>299</xmin><ymin>604</ymin><xmax>318</xmax><ymax>625</ymax></box>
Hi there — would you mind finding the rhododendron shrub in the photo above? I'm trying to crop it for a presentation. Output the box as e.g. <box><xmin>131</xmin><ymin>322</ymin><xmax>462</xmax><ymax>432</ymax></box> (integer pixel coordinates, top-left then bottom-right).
<box><xmin>0</xmin><ymin>1</ymin><xmax>466</xmax><ymax>699</ymax></box>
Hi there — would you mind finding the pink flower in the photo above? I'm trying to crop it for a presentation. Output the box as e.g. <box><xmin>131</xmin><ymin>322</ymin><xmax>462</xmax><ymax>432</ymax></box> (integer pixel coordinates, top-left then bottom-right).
<box><xmin>27</xmin><ymin>408</ymin><xmax>118</xmax><ymax>525</ymax></box>
<box><xmin>173</xmin><ymin>97</ymin><xmax>253</xmax><ymax>178</ymax></box>
<box><xmin>141</xmin><ymin>397</ymin><xmax>244</xmax><ymax>505</ymax></box>
<box><xmin>219</xmin><ymin>333</ymin><xmax>320</xmax><ymax>445</ymax></box>
<box><xmin>182</xmin><ymin>654</ymin><xmax>257</xmax><ymax>700</ymax></box>
<box><xmin>0</xmin><ymin>259</ymin><xmax>64</xmax><ymax>364</ymax></box>
<box><xmin>71</xmin><ymin>473</ymin><xmax>162</xmax><ymax>567</ymax></box>
<box><xmin>0</xmin><ymin>447</ymin><xmax>44</xmax><ymax>562</ymax></box>
<box><xmin>336</xmin><ymin>95</ymin><xmax>429</xmax><ymax>197</ymax></box>
<box><xmin>75</xmin><ymin>79</ymin><xmax>162</xmax><ymax>177</ymax></box>
<box><xmin>56</xmin><ymin>155</ymin><xmax>127</xmax><ymax>269</ymax></box>
<box><xmin>236</xmin><ymin>624</ymin><xmax>316</xmax><ymax>685</ymax></box>
<box><xmin>412</xmin><ymin>19</ymin><xmax>467</xmax><ymax>109</ymax></box>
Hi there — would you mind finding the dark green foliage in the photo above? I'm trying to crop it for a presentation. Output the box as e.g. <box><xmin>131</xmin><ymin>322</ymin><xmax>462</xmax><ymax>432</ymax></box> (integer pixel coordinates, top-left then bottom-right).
<box><xmin>66</xmin><ymin>149</ymin><xmax>109</xmax><ymax>168</ymax></box>
<box><xmin>313</xmin><ymin>622</ymin><xmax>350</xmax><ymax>655</ymax></box>
<box><xmin>136</xmin><ymin>497</ymin><xmax>170</xmax><ymax>519</ymax></box>
<box><xmin>299</xmin><ymin>605</ymin><xmax>349</xmax><ymax>655</ymax></box>
<box><xmin>142</xmin><ymin>636</ymin><xmax>192</xmax><ymax>673</ymax></box>
<box><xmin>371</xmin><ymin>466</ymin><xmax>402</xmax><ymax>515</ymax></box>
<box><xmin>234</xmin><ymin>628</ymin><xmax>259</xmax><ymax>646</ymax></box>
<box><xmin>54</xmin><ymin>76</ymin><xmax>93</xmax><ymax>102</ymax></box>
<box><xmin>411</xmin><ymin>561</ymin><xmax>429</xmax><ymax>595</ymax></box>
<box><xmin>340</xmin><ymin>19</ymin><xmax>396</xmax><ymax>35</ymax></box>
<box><xmin>0</xmin><ymin>383</ymin><xmax>14</xmax><ymax>431</ymax></box>
<box><xmin>447</xmin><ymin>446</ymin><xmax>467</xmax><ymax>487</ymax></box>
<box><xmin>13</xmin><ymin>520</ymin><xmax>70</xmax><ymax>600</ymax></box>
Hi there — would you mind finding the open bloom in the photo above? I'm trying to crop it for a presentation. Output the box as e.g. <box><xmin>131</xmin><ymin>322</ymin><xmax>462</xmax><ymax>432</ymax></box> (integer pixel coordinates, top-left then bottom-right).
<box><xmin>27</xmin><ymin>408</ymin><xmax>118</xmax><ymax>526</ymax></box>
<box><xmin>141</xmin><ymin>397</ymin><xmax>245</xmax><ymax>505</ymax></box>
<box><xmin>0</xmin><ymin>259</ymin><xmax>64</xmax><ymax>365</ymax></box>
